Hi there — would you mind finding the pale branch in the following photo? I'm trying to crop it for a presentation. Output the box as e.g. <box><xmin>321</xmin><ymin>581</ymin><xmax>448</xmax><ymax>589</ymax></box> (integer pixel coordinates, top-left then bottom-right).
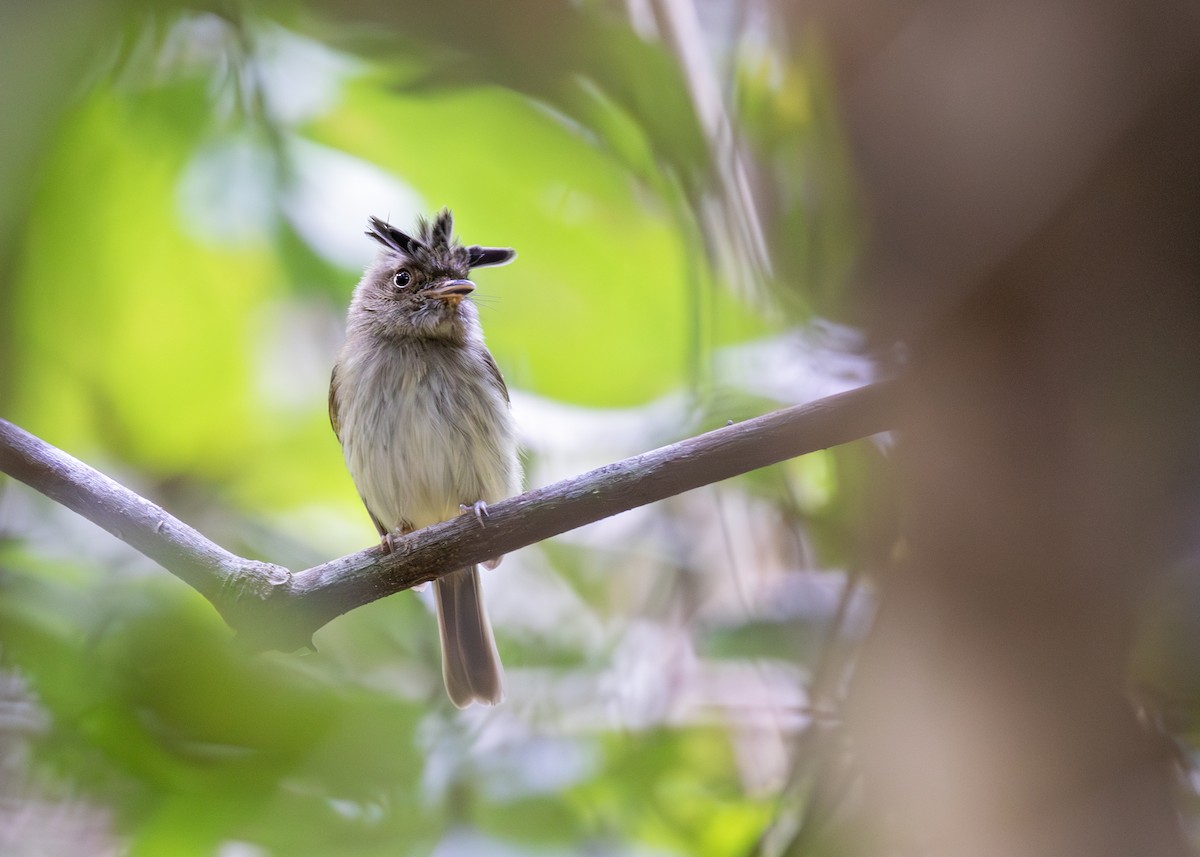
<box><xmin>0</xmin><ymin>420</ymin><xmax>291</xmax><ymax>611</ymax></box>
<box><xmin>0</xmin><ymin>381</ymin><xmax>895</xmax><ymax>649</ymax></box>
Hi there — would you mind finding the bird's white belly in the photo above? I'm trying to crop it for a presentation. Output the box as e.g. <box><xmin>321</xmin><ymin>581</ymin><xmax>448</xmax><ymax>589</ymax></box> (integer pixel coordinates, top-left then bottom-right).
<box><xmin>339</xmin><ymin>346</ymin><xmax>518</xmax><ymax>533</ymax></box>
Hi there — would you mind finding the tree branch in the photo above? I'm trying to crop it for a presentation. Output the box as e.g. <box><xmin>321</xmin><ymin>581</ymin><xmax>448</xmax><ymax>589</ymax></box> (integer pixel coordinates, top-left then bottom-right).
<box><xmin>0</xmin><ymin>420</ymin><xmax>292</xmax><ymax>614</ymax></box>
<box><xmin>0</xmin><ymin>381</ymin><xmax>895</xmax><ymax>649</ymax></box>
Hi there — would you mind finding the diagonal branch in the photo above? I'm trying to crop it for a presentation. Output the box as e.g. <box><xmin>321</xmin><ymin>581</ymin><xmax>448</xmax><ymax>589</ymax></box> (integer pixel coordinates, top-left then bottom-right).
<box><xmin>0</xmin><ymin>381</ymin><xmax>895</xmax><ymax>650</ymax></box>
<box><xmin>0</xmin><ymin>420</ymin><xmax>292</xmax><ymax>607</ymax></box>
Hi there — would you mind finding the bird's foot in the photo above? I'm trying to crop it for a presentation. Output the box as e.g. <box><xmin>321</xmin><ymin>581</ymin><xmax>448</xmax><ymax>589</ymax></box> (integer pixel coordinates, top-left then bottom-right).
<box><xmin>460</xmin><ymin>501</ymin><xmax>502</xmax><ymax>568</ymax></box>
<box><xmin>460</xmin><ymin>500</ymin><xmax>490</xmax><ymax>526</ymax></box>
<box><xmin>379</xmin><ymin>521</ymin><xmax>415</xmax><ymax>555</ymax></box>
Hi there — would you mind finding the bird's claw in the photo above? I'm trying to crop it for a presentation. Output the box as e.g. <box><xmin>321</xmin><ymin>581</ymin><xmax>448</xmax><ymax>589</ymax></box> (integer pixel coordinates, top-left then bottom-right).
<box><xmin>379</xmin><ymin>522</ymin><xmax>413</xmax><ymax>555</ymax></box>
<box><xmin>459</xmin><ymin>503</ymin><xmax>501</xmax><ymax>567</ymax></box>
<box><xmin>460</xmin><ymin>500</ymin><xmax>490</xmax><ymax>526</ymax></box>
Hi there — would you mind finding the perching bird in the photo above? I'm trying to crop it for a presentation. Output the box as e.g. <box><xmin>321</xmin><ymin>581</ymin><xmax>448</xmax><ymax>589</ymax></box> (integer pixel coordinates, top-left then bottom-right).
<box><xmin>328</xmin><ymin>209</ymin><xmax>519</xmax><ymax>707</ymax></box>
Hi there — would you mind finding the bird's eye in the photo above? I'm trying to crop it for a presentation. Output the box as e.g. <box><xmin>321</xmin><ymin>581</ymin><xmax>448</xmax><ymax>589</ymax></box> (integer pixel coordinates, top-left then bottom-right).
<box><xmin>392</xmin><ymin>270</ymin><xmax>411</xmax><ymax>289</ymax></box>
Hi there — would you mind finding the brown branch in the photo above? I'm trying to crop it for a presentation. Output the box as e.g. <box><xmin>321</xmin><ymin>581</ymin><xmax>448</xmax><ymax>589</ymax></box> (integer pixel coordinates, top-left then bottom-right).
<box><xmin>0</xmin><ymin>381</ymin><xmax>895</xmax><ymax>649</ymax></box>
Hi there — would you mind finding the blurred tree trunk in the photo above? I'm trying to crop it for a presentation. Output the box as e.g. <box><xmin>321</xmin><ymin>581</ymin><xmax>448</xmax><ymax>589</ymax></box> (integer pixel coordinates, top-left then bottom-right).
<box><xmin>805</xmin><ymin>0</ymin><xmax>1200</xmax><ymax>853</ymax></box>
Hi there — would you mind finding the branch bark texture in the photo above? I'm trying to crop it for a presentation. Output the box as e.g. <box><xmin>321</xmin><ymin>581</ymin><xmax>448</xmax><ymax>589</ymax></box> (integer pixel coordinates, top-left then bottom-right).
<box><xmin>0</xmin><ymin>381</ymin><xmax>894</xmax><ymax>649</ymax></box>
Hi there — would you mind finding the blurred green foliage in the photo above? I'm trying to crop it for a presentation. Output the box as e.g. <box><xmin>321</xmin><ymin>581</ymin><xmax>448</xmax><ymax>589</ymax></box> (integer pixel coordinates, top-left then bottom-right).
<box><xmin>0</xmin><ymin>2</ymin><xmax>877</xmax><ymax>855</ymax></box>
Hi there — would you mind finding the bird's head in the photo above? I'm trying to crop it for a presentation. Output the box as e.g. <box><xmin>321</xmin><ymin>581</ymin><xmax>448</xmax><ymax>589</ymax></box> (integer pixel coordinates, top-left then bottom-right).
<box><xmin>351</xmin><ymin>209</ymin><xmax>515</xmax><ymax>341</ymax></box>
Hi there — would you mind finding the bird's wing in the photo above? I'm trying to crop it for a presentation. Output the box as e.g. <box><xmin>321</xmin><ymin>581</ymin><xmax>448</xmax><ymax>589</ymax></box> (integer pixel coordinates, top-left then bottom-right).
<box><xmin>481</xmin><ymin>349</ymin><xmax>510</xmax><ymax>404</ymax></box>
<box><xmin>328</xmin><ymin>363</ymin><xmax>342</xmax><ymax>442</ymax></box>
<box><xmin>330</xmin><ymin>362</ymin><xmax>392</xmax><ymax>538</ymax></box>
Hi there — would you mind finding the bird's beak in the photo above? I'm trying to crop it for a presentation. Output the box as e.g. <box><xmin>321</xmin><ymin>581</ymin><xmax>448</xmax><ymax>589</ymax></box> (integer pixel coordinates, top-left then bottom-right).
<box><xmin>426</xmin><ymin>278</ymin><xmax>475</xmax><ymax>305</ymax></box>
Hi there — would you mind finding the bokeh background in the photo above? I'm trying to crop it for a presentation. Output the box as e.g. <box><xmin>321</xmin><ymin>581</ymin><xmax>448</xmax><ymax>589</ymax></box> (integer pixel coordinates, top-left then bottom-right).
<box><xmin>0</xmin><ymin>3</ymin><xmax>877</xmax><ymax>855</ymax></box>
<box><xmin>3</xmin><ymin>1</ymin><xmax>1200</xmax><ymax>856</ymax></box>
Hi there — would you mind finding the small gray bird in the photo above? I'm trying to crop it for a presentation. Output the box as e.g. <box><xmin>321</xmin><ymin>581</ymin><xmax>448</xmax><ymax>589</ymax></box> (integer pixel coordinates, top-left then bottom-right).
<box><xmin>329</xmin><ymin>209</ymin><xmax>520</xmax><ymax>707</ymax></box>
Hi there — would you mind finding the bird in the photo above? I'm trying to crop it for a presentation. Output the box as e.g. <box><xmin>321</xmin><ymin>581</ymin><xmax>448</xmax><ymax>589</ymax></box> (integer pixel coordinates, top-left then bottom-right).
<box><xmin>328</xmin><ymin>209</ymin><xmax>519</xmax><ymax>707</ymax></box>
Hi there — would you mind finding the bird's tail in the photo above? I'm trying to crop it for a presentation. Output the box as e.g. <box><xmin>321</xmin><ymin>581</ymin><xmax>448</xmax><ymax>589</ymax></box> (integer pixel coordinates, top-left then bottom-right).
<box><xmin>435</xmin><ymin>566</ymin><xmax>504</xmax><ymax>707</ymax></box>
